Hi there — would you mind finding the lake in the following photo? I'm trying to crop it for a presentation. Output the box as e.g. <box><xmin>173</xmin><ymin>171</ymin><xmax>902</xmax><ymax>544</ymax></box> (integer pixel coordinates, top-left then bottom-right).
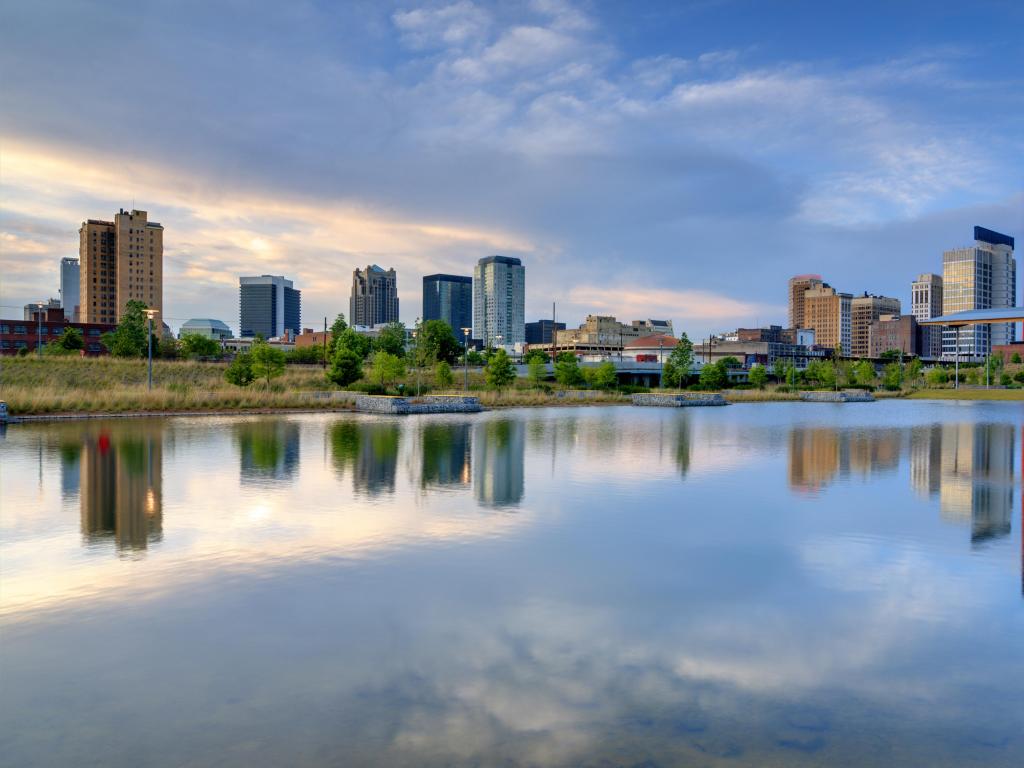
<box><xmin>1</xmin><ymin>401</ymin><xmax>1022</xmax><ymax>767</ymax></box>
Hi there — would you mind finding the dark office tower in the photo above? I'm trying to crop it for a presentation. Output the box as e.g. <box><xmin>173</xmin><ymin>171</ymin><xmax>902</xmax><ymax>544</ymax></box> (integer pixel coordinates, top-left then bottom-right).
<box><xmin>350</xmin><ymin>265</ymin><xmax>399</xmax><ymax>327</ymax></box>
<box><xmin>525</xmin><ymin>319</ymin><xmax>565</xmax><ymax>344</ymax></box>
<box><xmin>423</xmin><ymin>274</ymin><xmax>472</xmax><ymax>331</ymax></box>
<box><xmin>239</xmin><ymin>275</ymin><xmax>301</xmax><ymax>338</ymax></box>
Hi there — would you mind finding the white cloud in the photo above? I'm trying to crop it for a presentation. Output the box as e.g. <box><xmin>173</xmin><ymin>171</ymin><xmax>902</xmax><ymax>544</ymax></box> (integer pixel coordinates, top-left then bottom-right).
<box><xmin>392</xmin><ymin>1</ymin><xmax>492</xmax><ymax>49</ymax></box>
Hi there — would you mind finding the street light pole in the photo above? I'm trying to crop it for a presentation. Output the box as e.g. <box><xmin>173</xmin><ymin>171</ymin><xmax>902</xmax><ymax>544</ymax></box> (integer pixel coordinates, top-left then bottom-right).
<box><xmin>462</xmin><ymin>327</ymin><xmax>471</xmax><ymax>390</ymax></box>
<box><xmin>36</xmin><ymin>302</ymin><xmax>45</xmax><ymax>356</ymax></box>
<box><xmin>659</xmin><ymin>338</ymin><xmax>664</xmax><ymax>388</ymax></box>
<box><xmin>143</xmin><ymin>309</ymin><xmax>158</xmax><ymax>390</ymax></box>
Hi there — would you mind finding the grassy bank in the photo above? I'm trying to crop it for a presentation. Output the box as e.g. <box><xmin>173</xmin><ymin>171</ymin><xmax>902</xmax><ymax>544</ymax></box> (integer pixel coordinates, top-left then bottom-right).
<box><xmin>907</xmin><ymin>388</ymin><xmax>1024</xmax><ymax>401</ymax></box>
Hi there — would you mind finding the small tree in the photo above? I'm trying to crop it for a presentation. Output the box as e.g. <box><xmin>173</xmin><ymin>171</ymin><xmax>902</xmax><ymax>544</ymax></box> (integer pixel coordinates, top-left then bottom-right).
<box><xmin>485</xmin><ymin>348</ymin><xmax>517</xmax><ymax>389</ymax></box>
<box><xmin>662</xmin><ymin>333</ymin><xmax>693</xmax><ymax>388</ymax></box>
<box><xmin>774</xmin><ymin>359</ymin><xmax>793</xmax><ymax>388</ymax></box>
<box><xmin>523</xmin><ymin>348</ymin><xmax>550</xmax><ymax>364</ymax></box>
<box><xmin>326</xmin><ymin>313</ymin><xmax>348</xmax><ymax>356</ymax></box>
<box><xmin>591</xmin><ymin>361</ymin><xmax>618</xmax><ymax>390</ymax></box>
<box><xmin>328</xmin><ymin>346</ymin><xmax>363</xmax><ymax>387</ymax></box>
<box><xmin>466</xmin><ymin>349</ymin><xmax>485</xmax><ymax>366</ymax></box>
<box><xmin>699</xmin><ymin>360</ymin><xmax>727</xmax><ymax>390</ymax></box>
<box><xmin>418</xmin><ymin>320</ymin><xmax>461</xmax><ymax>365</ymax></box>
<box><xmin>527</xmin><ymin>357</ymin><xmax>546</xmax><ymax>387</ymax></box>
<box><xmin>374</xmin><ymin>322</ymin><xmax>407</xmax><ymax>357</ymax></box>
<box><xmin>554</xmin><ymin>355</ymin><xmax>583</xmax><ymax>387</ymax></box>
<box><xmin>1012</xmin><ymin>352</ymin><xmax>1022</xmax><ymax>365</ymax></box>
<box><xmin>250</xmin><ymin>339</ymin><xmax>286</xmax><ymax>386</ymax></box>
<box><xmin>179</xmin><ymin>333</ymin><xmax>221</xmax><ymax>359</ymax></box>
<box><xmin>905</xmin><ymin>358</ymin><xmax>923</xmax><ymax>387</ymax></box>
<box><xmin>369</xmin><ymin>350</ymin><xmax>405</xmax><ymax>392</ymax></box>
<box><xmin>102</xmin><ymin>299</ymin><xmax>149</xmax><ymax>357</ymax></box>
<box><xmin>748</xmin><ymin>363</ymin><xmax>768</xmax><ymax>389</ymax></box>
<box><xmin>882</xmin><ymin>362</ymin><xmax>903</xmax><ymax>390</ymax></box>
<box><xmin>925</xmin><ymin>366</ymin><xmax>949</xmax><ymax>387</ymax></box>
<box><xmin>435</xmin><ymin>360</ymin><xmax>454</xmax><ymax>388</ymax></box>
<box><xmin>335</xmin><ymin>327</ymin><xmax>372</xmax><ymax>360</ymax></box>
<box><xmin>225</xmin><ymin>352</ymin><xmax>255</xmax><ymax>386</ymax></box>
<box><xmin>852</xmin><ymin>359</ymin><xmax>876</xmax><ymax>387</ymax></box>
<box><xmin>45</xmin><ymin>327</ymin><xmax>84</xmax><ymax>355</ymax></box>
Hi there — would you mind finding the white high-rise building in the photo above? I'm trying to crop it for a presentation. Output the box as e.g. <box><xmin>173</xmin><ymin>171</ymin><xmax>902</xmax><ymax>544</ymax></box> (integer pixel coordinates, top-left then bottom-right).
<box><xmin>912</xmin><ymin>273</ymin><xmax>943</xmax><ymax>359</ymax></box>
<box><xmin>941</xmin><ymin>227</ymin><xmax>1016</xmax><ymax>361</ymax></box>
<box><xmin>60</xmin><ymin>257</ymin><xmax>80</xmax><ymax>321</ymax></box>
<box><xmin>472</xmin><ymin>255</ymin><xmax>525</xmax><ymax>348</ymax></box>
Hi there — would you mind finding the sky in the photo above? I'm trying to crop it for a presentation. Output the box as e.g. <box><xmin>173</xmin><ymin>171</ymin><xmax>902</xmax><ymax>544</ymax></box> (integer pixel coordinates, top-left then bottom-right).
<box><xmin>1</xmin><ymin>0</ymin><xmax>1022</xmax><ymax>337</ymax></box>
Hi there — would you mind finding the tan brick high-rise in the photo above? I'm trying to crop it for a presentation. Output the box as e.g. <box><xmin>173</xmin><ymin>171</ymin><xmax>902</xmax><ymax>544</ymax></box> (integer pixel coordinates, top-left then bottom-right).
<box><xmin>79</xmin><ymin>208</ymin><xmax>164</xmax><ymax>325</ymax></box>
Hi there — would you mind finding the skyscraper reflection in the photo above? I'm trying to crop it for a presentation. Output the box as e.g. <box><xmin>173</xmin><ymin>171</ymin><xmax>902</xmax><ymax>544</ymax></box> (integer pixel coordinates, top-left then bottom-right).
<box><xmin>79</xmin><ymin>423</ymin><xmax>163</xmax><ymax>552</ymax></box>
<box><xmin>235</xmin><ymin>420</ymin><xmax>300</xmax><ymax>484</ymax></box>
<box><xmin>328</xmin><ymin>419</ymin><xmax>402</xmax><ymax>496</ymax></box>
<box><xmin>420</xmin><ymin>422</ymin><xmax>471</xmax><ymax>489</ymax></box>
<box><xmin>473</xmin><ymin>418</ymin><xmax>524</xmax><ymax>509</ymax></box>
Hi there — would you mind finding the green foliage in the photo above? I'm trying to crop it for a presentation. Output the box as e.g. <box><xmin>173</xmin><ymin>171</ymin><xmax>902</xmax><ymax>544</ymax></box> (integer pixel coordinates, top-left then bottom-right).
<box><xmin>374</xmin><ymin>322</ymin><xmax>407</xmax><ymax>357</ymax></box>
<box><xmin>157</xmin><ymin>336</ymin><xmax>180</xmax><ymax>359</ymax></box>
<box><xmin>748</xmin><ymin>363</ymin><xmax>767</xmax><ymax>389</ymax></box>
<box><xmin>1012</xmin><ymin>352</ymin><xmax>1022</xmax><ymax>364</ymax></box>
<box><xmin>773</xmin><ymin>359</ymin><xmax>793</xmax><ymax>386</ymax></box>
<box><xmin>328</xmin><ymin>345</ymin><xmax>363</xmax><ymax>387</ymax></box>
<box><xmin>554</xmin><ymin>355</ymin><xmax>583</xmax><ymax>387</ymax></box>
<box><xmin>48</xmin><ymin>327</ymin><xmax>84</xmax><ymax>353</ymax></box>
<box><xmin>466</xmin><ymin>349</ymin><xmax>485</xmax><ymax>365</ymax></box>
<box><xmin>434</xmin><ymin>360</ymin><xmax>454</xmax><ymax>388</ymax></box>
<box><xmin>286</xmin><ymin>344</ymin><xmax>326</xmax><ymax>364</ymax></box>
<box><xmin>326</xmin><ymin>313</ymin><xmax>348</xmax><ymax>354</ymax></box>
<box><xmin>926</xmin><ymin>366</ymin><xmax>949</xmax><ymax>386</ymax></box>
<box><xmin>588</xmin><ymin>361</ymin><xmax>618</xmax><ymax>390</ymax></box>
<box><xmin>1014</xmin><ymin>370</ymin><xmax>1024</xmax><ymax>384</ymax></box>
<box><xmin>698</xmin><ymin>360</ymin><xmax>728</xmax><ymax>390</ymax></box>
<box><xmin>906</xmin><ymin>357</ymin><xmax>923</xmax><ymax>387</ymax></box>
<box><xmin>250</xmin><ymin>339</ymin><xmax>287</xmax><ymax>386</ymax></box>
<box><xmin>879</xmin><ymin>349</ymin><xmax>901</xmax><ymax>362</ymax></box>
<box><xmin>102</xmin><ymin>300</ymin><xmax>150</xmax><ymax>357</ymax></box>
<box><xmin>1000</xmin><ymin>373</ymin><xmax>1012</xmax><ymax>387</ymax></box>
<box><xmin>417</xmin><ymin>320</ymin><xmax>461</xmax><ymax>365</ymax></box>
<box><xmin>334</xmin><ymin>327</ymin><xmax>372</xmax><ymax>360</ymax></box>
<box><xmin>662</xmin><ymin>333</ymin><xmax>693</xmax><ymax>388</ymax></box>
<box><xmin>225</xmin><ymin>353</ymin><xmax>255</xmax><ymax>386</ymax></box>
<box><xmin>369</xmin><ymin>350</ymin><xmax>406</xmax><ymax>392</ymax></box>
<box><xmin>527</xmin><ymin>358</ymin><xmax>546</xmax><ymax>387</ymax></box>
<box><xmin>485</xmin><ymin>348</ymin><xmax>517</xmax><ymax>389</ymax></box>
<box><xmin>523</xmin><ymin>348</ymin><xmax>550</xmax><ymax>364</ymax></box>
<box><xmin>179</xmin><ymin>333</ymin><xmax>221</xmax><ymax>359</ymax></box>
<box><xmin>804</xmin><ymin>359</ymin><xmax>837</xmax><ymax>389</ymax></box>
<box><xmin>16</xmin><ymin>346</ymin><xmax>29</xmax><ymax>357</ymax></box>
<box><xmin>852</xmin><ymin>359</ymin><xmax>876</xmax><ymax>386</ymax></box>
<box><xmin>882</xmin><ymin>362</ymin><xmax>904</xmax><ymax>390</ymax></box>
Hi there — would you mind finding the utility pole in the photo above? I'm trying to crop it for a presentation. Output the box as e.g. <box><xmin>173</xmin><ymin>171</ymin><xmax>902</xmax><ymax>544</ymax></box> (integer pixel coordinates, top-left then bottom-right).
<box><xmin>323</xmin><ymin>316</ymin><xmax>327</xmax><ymax>370</ymax></box>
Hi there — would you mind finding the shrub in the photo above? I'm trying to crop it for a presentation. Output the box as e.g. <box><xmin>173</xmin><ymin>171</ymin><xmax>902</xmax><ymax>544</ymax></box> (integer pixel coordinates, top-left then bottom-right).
<box><xmin>225</xmin><ymin>353</ymin><xmax>255</xmax><ymax>386</ymax></box>
<box><xmin>434</xmin><ymin>360</ymin><xmax>454</xmax><ymax>388</ymax></box>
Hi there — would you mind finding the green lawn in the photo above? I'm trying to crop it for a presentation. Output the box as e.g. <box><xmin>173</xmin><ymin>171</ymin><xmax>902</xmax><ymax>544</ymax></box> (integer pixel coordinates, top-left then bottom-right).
<box><xmin>908</xmin><ymin>388</ymin><xmax>1024</xmax><ymax>401</ymax></box>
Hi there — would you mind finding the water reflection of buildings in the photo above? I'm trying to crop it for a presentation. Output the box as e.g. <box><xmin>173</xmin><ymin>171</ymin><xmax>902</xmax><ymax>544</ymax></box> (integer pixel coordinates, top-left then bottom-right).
<box><xmin>473</xmin><ymin>419</ymin><xmax>524</xmax><ymax>509</ymax></box>
<box><xmin>236</xmin><ymin>420</ymin><xmax>300</xmax><ymax>483</ymax></box>
<box><xmin>79</xmin><ymin>425</ymin><xmax>163</xmax><ymax>551</ymax></box>
<box><xmin>789</xmin><ymin>427</ymin><xmax>904</xmax><ymax>493</ymax></box>
<box><xmin>420</xmin><ymin>423</ymin><xmax>471</xmax><ymax>489</ymax></box>
<box><xmin>329</xmin><ymin>420</ymin><xmax>401</xmax><ymax>496</ymax></box>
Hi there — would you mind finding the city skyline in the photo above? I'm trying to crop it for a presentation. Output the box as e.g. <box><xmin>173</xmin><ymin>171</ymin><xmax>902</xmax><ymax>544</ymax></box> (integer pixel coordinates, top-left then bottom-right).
<box><xmin>2</xmin><ymin>1</ymin><xmax>1021</xmax><ymax>339</ymax></box>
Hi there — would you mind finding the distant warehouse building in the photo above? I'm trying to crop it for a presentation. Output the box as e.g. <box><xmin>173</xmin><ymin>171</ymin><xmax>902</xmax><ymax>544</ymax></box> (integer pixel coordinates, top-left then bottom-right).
<box><xmin>178</xmin><ymin>318</ymin><xmax>234</xmax><ymax>340</ymax></box>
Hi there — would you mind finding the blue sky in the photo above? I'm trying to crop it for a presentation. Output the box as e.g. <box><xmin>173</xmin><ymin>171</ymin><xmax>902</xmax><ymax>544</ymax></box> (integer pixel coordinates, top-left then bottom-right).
<box><xmin>1</xmin><ymin>0</ymin><xmax>1022</xmax><ymax>336</ymax></box>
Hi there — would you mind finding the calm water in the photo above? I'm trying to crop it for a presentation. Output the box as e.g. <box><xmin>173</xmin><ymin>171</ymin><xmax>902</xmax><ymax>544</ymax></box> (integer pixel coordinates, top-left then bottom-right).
<box><xmin>1</xmin><ymin>402</ymin><xmax>1022</xmax><ymax>767</ymax></box>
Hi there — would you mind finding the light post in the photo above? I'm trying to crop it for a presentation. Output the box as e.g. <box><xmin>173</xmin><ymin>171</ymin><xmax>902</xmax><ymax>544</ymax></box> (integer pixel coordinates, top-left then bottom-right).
<box><xmin>659</xmin><ymin>338</ymin><xmax>664</xmax><ymax>388</ymax></box>
<box><xmin>35</xmin><ymin>301</ymin><xmax>45</xmax><ymax>356</ymax></box>
<box><xmin>143</xmin><ymin>309</ymin><xmax>158</xmax><ymax>390</ymax></box>
<box><xmin>462</xmin><ymin>327</ymin><xmax>471</xmax><ymax>390</ymax></box>
<box><xmin>954</xmin><ymin>326</ymin><xmax>960</xmax><ymax>390</ymax></box>
<box><xmin>412</xmin><ymin>319</ymin><xmax>422</xmax><ymax>396</ymax></box>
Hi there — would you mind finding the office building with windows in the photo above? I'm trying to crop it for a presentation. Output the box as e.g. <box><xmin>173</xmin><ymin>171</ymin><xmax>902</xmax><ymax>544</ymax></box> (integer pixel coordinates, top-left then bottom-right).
<box><xmin>239</xmin><ymin>275</ymin><xmax>301</xmax><ymax>339</ymax></box>
<box><xmin>803</xmin><ymin>285</ymin><xmax>852</xmax><ymax>356</ymax></box>
<box><xmin>79</xmin><ymin>209</ymin><xmax>164</xmax><ymax>325</ymax></box>
<box><xmin>60</xmin><ymin>257</ymin><xmax>80</xmax><ymax>321</ymax></box>
<box><xmin>912</xmin><ymin>273</ymin><xmax>943</xmax><ymax>358</ymax></box>
<box><xmin>473</xmin><ymin>255</ymin><xmax>525</xmax><ymax>348</ymax></box>
<box><xmin>942</xmin><ymin>227</ymin><xmax>1016</xmax><ymax>361</ymax></box>
<box><xmin>788</xmin><ymin>274</ymin><xmax>825</xmax><ymax>329</ymax></box>
<box><xmin>350</xmin><ymin>265</ymin><xmax>399</xmax><ymax>327</ymax></box>
<box><xmin>422</xmin><ymin>274</ymin><xmax>471</xmax><ymax>332</ymax></box>
<box><xmin>851</xmin><ymin>294</ymin><xmax>901</xmax><ymax>358</ymax></box>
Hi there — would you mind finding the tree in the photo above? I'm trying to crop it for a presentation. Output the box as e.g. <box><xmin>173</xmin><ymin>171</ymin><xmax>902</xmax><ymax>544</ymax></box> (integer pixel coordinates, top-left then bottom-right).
<box><xmin>466</xmin><ymin>349</ymin><xmax>485</xmax><ymax>366</ymax></box>
<box><xmin>804</xmin><ymin>359</ymin><xmax>836</xmax><ymax>389</ymax></box>
<box><xmin>524</xmin><ymin>348</ymin><xmax>550</xmax><ymax>364</ymax></box>
<box><xmin>986</xmin><ymin>354</ymin><xmax>1003</xmax><ymax>382</ymax></box>
<box><xmin>417</xmin><ymin>320</ymin><xmax>461</xmax><ymax>365</ymax></box>
<box><xmin>852</xmin><ymin>359</ymin><xmax>876</xmax><ymax>386</ymax></box>
<box><xmin>179</xmin><ymin>333</ymin><xmax>221</xmax><ymax>359</ymax></box>
<box><xmin>374</xmin><ymin>322</ymin><xmax>407</xmax><ymax>357</ymax></box>
<box><xmin>662</xmin><ymin>333</ymin><xmax>693</xmax><ymax>388</ymax></box>
<box><xmin>1015</xmin><ymin>370</ymin><xmax>1024</xmax><ymax>385</ymax></box>
<box><xmin>250</xmin><ymin>339</ymin><xmax>286</xmax><ymax>386</ymax></box>
<box><xmin>1012</xmin><ymin>352</ymin><xmax>1022</xmax><ymax>364</ymax></box>
<box><xmin>225</xmin><ymin>353</ymin><xmax>255</xmax><ymax>386</ymax></box>
<box><xmin>774</xmin><ymin>359</ymin><xmax>793</xmax><ymax>388</ymax></box>
<box><xmin>286</xmin><ymin>344</ymin><xmax>325</xmax><ymax>364</ymax></box>
<box><xmin>434</xmin><ymin>360</ymin><xmax>454</xmax><ymax>388</ymax></box>
<box><xmin>882</xmin><ymin>362</ymin><xmax>903</xmax><ymax>390</ymax></box>
<box><xmin>925</xmin><ymin>366</ymin><xmax>949</xmax><ymax>387</ymax></box>
<box><xmin>335</xmin><ymin>327</ymin><xmax>372</xmax><ymax>360</ymax></box>
<box><xmin>527</xmin><ymin>357</ymin><xmax>546</xmax><ymax>387</ymax></box>
<box><xmin>485</xmin><ymin>348</ymin><xmax>517</xmax><ymax>389</ymax></box>
<box><xmin>554</xmin><ymin>355</ymin><xmax>583</xmax><ymax>387</ymax></box>
<box><xmin>326</xmin><ymin>313</ymin><xmax>348</xmax><ymax>355</ymax></box>
<box><xmin>157</xmin><ymin>336</ymin><xmax>180</xmax><ymax>359</ymax></box>
<box><xmin>699</xmin><ymin>360</ymin><xmax>728</xmax><ymax>390</ymax></box>
<box><xmin>590</xmin><ymin>361</ymin><xmax>618</xmax><ymax>390</ymax></box>
<box><xmin>102</xmin><ymin>299</ymin><xmax>149</xmax><ymax>357</ymax></box>
<box><xmin>328</xmin><ymin>346</ymin><xmax>363</xmax><ymax>387</ymax></box>
<box><xmin>369</xmin><ymin>350</ymin><xmax>405</xmax><ymax>392</ymax></box>
<box><xmin>879</xmin><ymin>349</ymin><xmax>901</xmax><ymax>363</ymax></box>
<box><xmin>45</xmin><ymin>327</ymin><xmax>84</xmax><ymax>355</ymax></box>
<box><xmin>748</xmin><ymin>363</ymin><xmax>768</xmax><ymax>389</ymax></box>
<box><xmin>906</xmin><ymin>358</ymin><xmax>923</xmax><ymax>387</ymax></box>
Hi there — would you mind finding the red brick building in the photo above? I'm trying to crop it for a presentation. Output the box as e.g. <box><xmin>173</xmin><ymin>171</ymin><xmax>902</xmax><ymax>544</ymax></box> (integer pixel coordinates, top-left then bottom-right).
<box><xmin>1</xmin><ymin>307</ymin><xmax>115</xmax><ymax>356</ymax></box>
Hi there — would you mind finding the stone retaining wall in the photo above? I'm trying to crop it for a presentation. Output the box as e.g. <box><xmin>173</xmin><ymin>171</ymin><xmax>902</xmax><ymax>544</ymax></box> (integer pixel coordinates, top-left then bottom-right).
<box><xmin>355</xmin><ymin>395</ymin><xmax>483</xmax><ymax>414</ymax></box>
<box><xmin>631</xmin><ymin>393</ymin><xmax>728</xmax><ymax>407</ymax></box>
<box><xmin>799</xmin><ymin>390</ymin><xmax>876</xmax><ymax>403</ymax></box>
